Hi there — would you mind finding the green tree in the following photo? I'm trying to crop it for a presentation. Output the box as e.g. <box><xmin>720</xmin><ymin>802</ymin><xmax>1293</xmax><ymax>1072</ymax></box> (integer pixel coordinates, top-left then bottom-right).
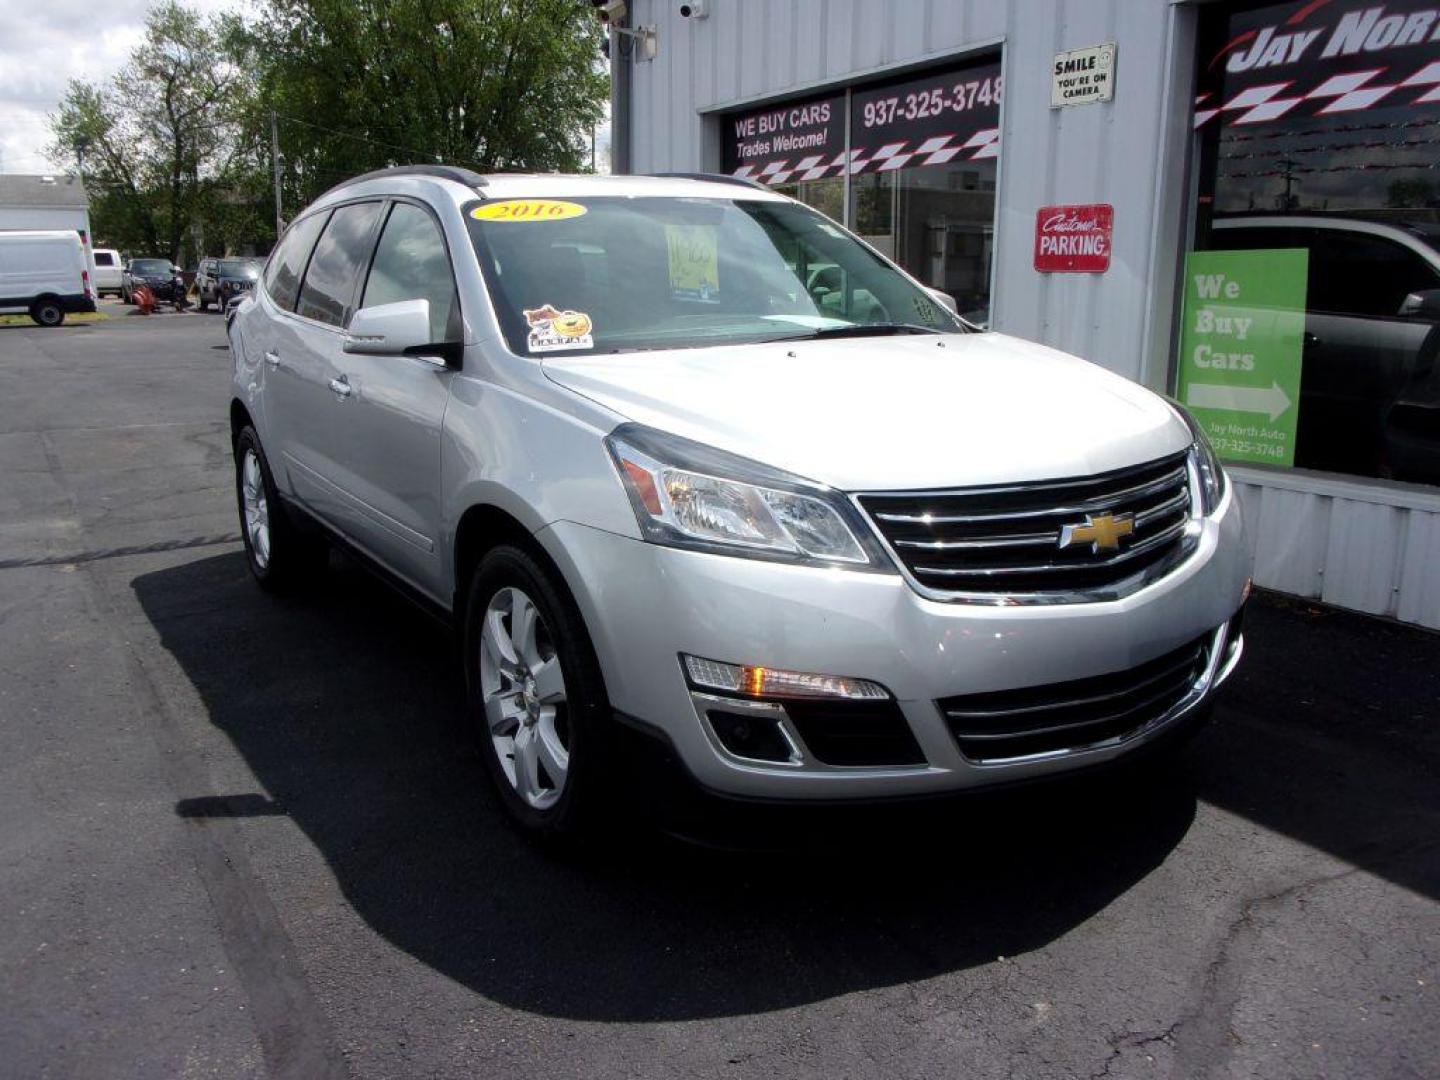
<box><xmin>233</xmin><ymin>0</ymin><xmax>608</xmax><ymax>215</ymax></box>
<box><xmin>50</xmin><ymin>1</ymin><xmax>258</xmax><ymax>261</ymax></box>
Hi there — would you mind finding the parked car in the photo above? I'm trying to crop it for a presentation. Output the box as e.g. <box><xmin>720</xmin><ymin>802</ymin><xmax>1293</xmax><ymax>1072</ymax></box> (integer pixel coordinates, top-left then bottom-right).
<box><xmin>195</xmin><ymin>256</ymin><xmax>262</xmax><ymax>311</ymax></box>
<box><xmin>0</xmin><ymin>230</ymin><xmax>96</xmax><ymax>326</ymax></box>
<box><xmin>228</xmin><ymin>167</ymin><xmax>1250</xmax><ymax>838</ymax></box>
<box><xmin>91</xmin><ymin>247</ymin><xmax>123</xmax><ymax>296</ymax></box>
<box><xmin>121</xmin><ymin>257</ymin><xmax>184</xmax><ymax>304</ymax></box>
<box><xmin>1210</xmin><ymin>215</ymin><xmax>1440</xmax><ymax>482</ymax></box>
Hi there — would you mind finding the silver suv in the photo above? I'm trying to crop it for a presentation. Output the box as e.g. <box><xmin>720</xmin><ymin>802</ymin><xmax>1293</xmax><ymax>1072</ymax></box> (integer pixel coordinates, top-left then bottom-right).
<box><xmin>228</xmin><ymin>166</ymin><xmax>1251</xmax><ymax>837</ymax></box>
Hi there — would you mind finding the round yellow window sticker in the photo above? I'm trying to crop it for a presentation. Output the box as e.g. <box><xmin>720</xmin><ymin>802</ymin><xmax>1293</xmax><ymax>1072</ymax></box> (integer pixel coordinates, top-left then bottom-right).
<box><xmin>470</xmin><ymin>199</ymin><xmax>586</xmax><ymax>223</ymax></box>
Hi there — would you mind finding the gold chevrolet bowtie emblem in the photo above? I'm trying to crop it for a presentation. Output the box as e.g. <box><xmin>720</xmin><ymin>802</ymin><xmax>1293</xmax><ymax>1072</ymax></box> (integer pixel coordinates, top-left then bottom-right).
<box><xmin>1057</xmin><ymin>512</ymin><xmax>1135</xmax><ymax>554</ymax></box>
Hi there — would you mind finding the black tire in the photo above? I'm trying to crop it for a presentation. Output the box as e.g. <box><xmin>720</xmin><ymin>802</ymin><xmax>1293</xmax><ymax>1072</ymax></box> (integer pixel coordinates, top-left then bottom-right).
<box><xmin>234</xmin><ymin>426</ymin><xmax>326</xmax><ymax>592</ymax></box>
<box><xmin>30</xmin><ymin>300</ymin><xmax>64</xmax><ymax>327</ymax></box>
<box><xmin>463</xmin><ymin>544</ymin><xmax>614</xmax><ymax>840</ymax></box>
<box><xmin>121</xmin><ymin>285</ymin><xmax>132</xmax><ymax>305</ymax></box>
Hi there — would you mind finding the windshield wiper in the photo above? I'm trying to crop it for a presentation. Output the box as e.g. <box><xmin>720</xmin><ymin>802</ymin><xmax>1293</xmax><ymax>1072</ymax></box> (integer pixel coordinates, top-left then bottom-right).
<box><xmin>787</xmin><ymin>322</ymin><xmax>943</xmax><ymax>340</ymax></box>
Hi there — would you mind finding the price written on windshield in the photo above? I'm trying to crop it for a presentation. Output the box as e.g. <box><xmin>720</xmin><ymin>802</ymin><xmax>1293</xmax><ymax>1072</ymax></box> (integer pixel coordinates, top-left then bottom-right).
<box><xmin>861</xmin><ymin>77</ymin><xmax>1003</xmax><ymax>128</ymax></box>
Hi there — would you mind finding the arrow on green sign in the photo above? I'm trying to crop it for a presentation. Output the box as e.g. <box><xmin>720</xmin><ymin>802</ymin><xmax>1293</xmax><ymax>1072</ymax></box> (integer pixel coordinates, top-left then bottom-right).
<box><xmin>1185</xmin><ymin>381</ymin><xmax>1292</xmax><ymax>422</ymax></box>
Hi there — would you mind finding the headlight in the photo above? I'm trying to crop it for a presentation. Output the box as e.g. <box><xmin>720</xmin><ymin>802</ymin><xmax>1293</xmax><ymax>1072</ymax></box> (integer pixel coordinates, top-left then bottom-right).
<box><xmin>605</xmin><ymin>423</ymin><xmax>889</xmax><ymax>569</ymax></box>
<box><xmin>1170</xmin><ymin>402</ymin><xmax>1227</xmax><ymax>515</ymax></box>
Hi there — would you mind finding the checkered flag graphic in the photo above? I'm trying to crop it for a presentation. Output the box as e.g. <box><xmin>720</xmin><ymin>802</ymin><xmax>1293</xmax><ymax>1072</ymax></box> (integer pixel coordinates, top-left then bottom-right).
<box><xmin>1195</xmin><ymin>61</ymin><xmax>1440</xmax><ymax>128</ymax></box>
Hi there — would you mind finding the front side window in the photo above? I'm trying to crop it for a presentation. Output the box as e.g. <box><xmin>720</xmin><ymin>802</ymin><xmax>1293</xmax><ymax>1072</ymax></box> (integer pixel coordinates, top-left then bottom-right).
<box><xmin>264</xmin><ymin>212</ymin><xmax>329</xmax><ymax>312</ymax></box>
<box><xmin>467</xmin><ymin>196</ymin><xmax>961</xmax><ymax>357</ymax></box>
<box><xmin>296</xmin><ymin>201</ymin><xmax>384</xmax><ymax>327</ymax></box>
<box><xmin>362</xmin><ymin>203</ymin><xmax>459</xmax><ymax>343</ymax></box>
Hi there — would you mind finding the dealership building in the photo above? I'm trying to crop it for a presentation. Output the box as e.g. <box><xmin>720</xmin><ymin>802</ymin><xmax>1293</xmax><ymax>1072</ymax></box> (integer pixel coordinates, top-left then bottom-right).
<box><xmin>608</xmin><ymin>0</ymin><xmax>1440</xmax><ymax>629</ymax></box>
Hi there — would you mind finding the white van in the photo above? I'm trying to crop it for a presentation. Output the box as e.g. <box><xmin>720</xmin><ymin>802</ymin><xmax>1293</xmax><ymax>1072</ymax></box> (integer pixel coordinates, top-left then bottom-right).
<box><xmin>0</xmin><ymin>230</ymin><xmax>96</xmax><ymax>326</ymax></box>
<box><xmin>92</xmin><ymin>247</ymin><xmax>123</xmax><ymax>296</ymax></box>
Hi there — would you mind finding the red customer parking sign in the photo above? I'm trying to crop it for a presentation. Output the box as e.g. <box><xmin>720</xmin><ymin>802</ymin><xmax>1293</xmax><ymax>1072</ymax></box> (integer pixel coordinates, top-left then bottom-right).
<box><xmin>1034</xmin><ymin>203</ymin><xmax>1113</xmax><ymax>273</ymax></box>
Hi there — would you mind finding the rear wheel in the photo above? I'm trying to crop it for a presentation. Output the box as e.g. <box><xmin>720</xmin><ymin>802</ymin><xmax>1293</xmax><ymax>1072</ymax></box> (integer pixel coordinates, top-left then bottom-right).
<box><xmin>30</xmin><ymin>300</ymin><xmax>64</xmax><ymax>327</ymax></box>
<box><xmin>234</xmin><ymin>426</ymin><xmax>326</xmax><ymax>591</ymax></box>
<box><xmin>464</xmin><ymin>545</ymin><xmax>613</xmax><ymax>839</ymax></box>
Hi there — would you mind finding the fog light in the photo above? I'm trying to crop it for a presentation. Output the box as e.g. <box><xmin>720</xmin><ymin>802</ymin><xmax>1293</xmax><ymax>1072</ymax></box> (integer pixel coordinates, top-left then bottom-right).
<box><xmin>682</xmin><ymin>654</ymin><xmax>889</xmax><ymax>701</ymax></box>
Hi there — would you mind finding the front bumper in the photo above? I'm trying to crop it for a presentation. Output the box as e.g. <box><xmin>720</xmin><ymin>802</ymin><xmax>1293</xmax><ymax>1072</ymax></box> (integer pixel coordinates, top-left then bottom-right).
<box><xmin>539</xmin><ymin>488</ymin><xmax>1250</xmax><ymax>800</ymax></box>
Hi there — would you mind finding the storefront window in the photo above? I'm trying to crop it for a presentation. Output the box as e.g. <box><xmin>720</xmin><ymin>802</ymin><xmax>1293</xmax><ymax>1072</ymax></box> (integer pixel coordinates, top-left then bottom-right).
<box><xmin>1185</xmin><ymin>0</ymin><xmax>1440</xmax><ymax>486</ymax></box>
<box><xmin>721</xmin><ymin>55</ymin><xmax>1001</xmax><ymax>323</ymax></box>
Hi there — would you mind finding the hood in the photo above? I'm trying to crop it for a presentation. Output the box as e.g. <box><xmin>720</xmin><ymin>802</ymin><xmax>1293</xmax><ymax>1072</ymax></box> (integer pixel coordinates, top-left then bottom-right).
<box><xmin>542</xmin><ymin>333</ymin><xmax>1191</xmax><ymax>491</ymax></box>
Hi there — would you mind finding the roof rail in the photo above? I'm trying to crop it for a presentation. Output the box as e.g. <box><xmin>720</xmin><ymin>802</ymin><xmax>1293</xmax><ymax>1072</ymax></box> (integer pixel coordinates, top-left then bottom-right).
<box><xmin>648</xmin><ymin>171</ymin><xmax>771</xmax><ymax>192</ymax></box>
<box><xmin>319</xmin><ymin>164</ymin><xmax>489</xmax><ymax>199</ymax></box>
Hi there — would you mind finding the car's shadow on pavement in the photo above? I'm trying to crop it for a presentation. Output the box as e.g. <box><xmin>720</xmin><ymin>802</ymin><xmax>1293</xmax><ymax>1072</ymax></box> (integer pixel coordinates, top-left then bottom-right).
<box><xmin>132</xmin><ymin>551</ymin><xmax>1440</xmax><ymax>1020</ymax></box>
<box><xmin>134</xmin><ymin>550</ymin><xmax>1201</xmax><ymax>1020</ymax></box>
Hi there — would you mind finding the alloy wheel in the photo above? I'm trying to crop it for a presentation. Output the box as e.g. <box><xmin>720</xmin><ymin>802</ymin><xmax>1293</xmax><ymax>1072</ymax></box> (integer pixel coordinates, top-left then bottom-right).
<box><xmin>479</xmin><ymin>586</ymin><xmax>570</xmax><ymax>810</ymax></box>
<box><xmin>241</xmin><ymin>448</ymin><xmax>271</xmax><ymax>569</ymax></box>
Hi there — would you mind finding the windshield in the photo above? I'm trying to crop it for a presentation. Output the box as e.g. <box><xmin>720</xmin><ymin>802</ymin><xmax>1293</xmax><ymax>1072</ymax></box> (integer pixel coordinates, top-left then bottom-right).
<box><xmin>466</xmin><ymin>196</ymin><xmax>965</xmax><ymax>355</ymax></box>
<box><xmin>131</xmin><ymin>259</ymin><xmax>171</xmax><ymax>274</ymax></box>
<box><xmin>219</xmin><ymin>259</ymin><xmax>259</xmax><ymax>278</ymax></box>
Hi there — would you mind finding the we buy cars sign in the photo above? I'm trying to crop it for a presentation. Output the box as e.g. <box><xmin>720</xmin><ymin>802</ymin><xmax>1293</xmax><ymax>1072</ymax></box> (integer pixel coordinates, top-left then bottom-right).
<box><xmin>1034</xmin><ymin>204</ymin><xmax>1113</xmax><ymax>272</ymax></box>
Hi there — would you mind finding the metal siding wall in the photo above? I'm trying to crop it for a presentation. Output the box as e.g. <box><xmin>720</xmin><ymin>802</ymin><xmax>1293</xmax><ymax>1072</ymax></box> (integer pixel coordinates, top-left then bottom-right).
<box><xmin>623</xmin><ymin>0</ymin><xmax>1440</xmax><ymax>633</ymax></box>
<box><xmin>1234</xmin><ymin>478</ymin><xmax>1440</xmax><ymax>631</ymax></box>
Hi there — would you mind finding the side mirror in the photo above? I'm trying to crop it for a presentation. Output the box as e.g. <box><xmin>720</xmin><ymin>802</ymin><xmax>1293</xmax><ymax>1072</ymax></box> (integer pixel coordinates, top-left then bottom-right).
<box><xmin>1399</xmin><ymin>288</ymin><xmax>1440</xmax><ymax>320</ymax></box>
<box><xmin>344</xmin><ymin>299</ymin><xmax>458</xmax><ymax>367</ymax></box>
<box><xmin>925</xmin><ymin>286</ymin><xmax>959</xmax><ymax>315</ymax></box>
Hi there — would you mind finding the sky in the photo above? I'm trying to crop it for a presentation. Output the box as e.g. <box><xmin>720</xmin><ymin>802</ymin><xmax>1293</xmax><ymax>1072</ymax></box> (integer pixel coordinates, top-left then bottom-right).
<box><xmin>0</xmin><ymin>0</ymin><xmax>240</xmax><ymax>175</ymax></box>
<box><xmin>0</xmin><ymin>0</ymin><xmax>611</xmax><ymax>176</ymax></box>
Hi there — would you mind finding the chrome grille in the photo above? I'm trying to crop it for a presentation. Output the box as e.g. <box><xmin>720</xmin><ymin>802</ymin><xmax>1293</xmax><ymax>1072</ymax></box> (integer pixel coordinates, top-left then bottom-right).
<box><xmin>857</xmin><ymin>451</ymin><xmax>1194</xmax><ymax>599</ymax></box>
<box><xmin>939</xmin><ymin>634</ymin><xmax>1210</xmax><ymax>763</ymax></box>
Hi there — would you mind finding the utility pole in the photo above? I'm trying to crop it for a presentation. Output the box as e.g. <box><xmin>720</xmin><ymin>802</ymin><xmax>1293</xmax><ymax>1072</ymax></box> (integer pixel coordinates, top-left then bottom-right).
<box><xmin>270</xmin><ymin>109</ymin><xmax>284</xmax><ymax>238</ymax></box>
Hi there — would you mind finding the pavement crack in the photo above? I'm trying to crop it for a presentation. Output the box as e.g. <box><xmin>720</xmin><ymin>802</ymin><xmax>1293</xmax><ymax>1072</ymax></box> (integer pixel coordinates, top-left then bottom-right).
<box><xmin>1089</xmin><ymin>1021</ymin><xmax>1182</xmax><ymax>1079</ymax></box>
<box><xmin>0</xmin><ymin>533</ymin><xmax>241</xmax><ymax>570</ymax></box>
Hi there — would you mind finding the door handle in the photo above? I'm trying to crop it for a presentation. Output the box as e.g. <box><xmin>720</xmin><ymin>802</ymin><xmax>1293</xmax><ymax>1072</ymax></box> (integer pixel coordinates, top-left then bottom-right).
<box><xmin>328</xmin><ymin>376</ymin><xmax>353</xmax><ymax>399</ymax></box>
<box><xmin>264</xmin><ymin>350</ymin><xmax>281</xmax><ymax>368</ymax></box>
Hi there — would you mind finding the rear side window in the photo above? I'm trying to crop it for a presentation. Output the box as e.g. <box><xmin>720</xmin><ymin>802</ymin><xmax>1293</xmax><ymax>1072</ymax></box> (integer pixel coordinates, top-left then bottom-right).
<box><xmin>264</xmin><ymin>212</ymin><xmax>329</xmax><ymax>312</ymax></box>
<box><xmin>94</xmin><ymin>252</ymin><xmax>114</xmax><ymax>267</ymax></box>
<box><xmin>296</xmin><ymin>202</ymin><xmax>384</xmax><ymax>327</ymax></box>
<box><xmin>361</xmin><ymin>203</ymin><xmax>460</xmax><ymax>343</ymax></box>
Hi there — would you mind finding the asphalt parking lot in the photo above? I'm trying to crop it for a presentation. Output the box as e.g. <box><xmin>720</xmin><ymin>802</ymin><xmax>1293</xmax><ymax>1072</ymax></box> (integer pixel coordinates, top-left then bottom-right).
<box><xmin>1</xmin><ymin>308</ymin><xmax>1437</xmax><ymax>1079</ymax></box>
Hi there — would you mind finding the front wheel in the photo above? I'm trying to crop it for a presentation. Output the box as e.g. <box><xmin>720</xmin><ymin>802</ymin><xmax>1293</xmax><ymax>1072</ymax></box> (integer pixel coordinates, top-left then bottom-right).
<box><xmin>464</xmin><ymin>546</ymin><xmax>614</xmax><ymax>839</ymax></box>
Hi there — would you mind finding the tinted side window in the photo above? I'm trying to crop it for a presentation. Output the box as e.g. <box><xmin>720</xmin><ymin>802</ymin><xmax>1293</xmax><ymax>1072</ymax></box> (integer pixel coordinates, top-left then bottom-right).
<box><xmin>264</xmin><ymin>212</ymin><xmax>329</xmax><ymax>312</ymax></box>
<box><xmin>94</xmin><ymin>252</ymin><xmax>114</xmax><ymax>267</ymax></box>
<box><xmin>1305</xmin><ymin>231</ymin><xmax>1440</xmax><ymax>319</ymax></box>
<box><xmin>361</xmin><ymin>203</ymin><xmax>460</xmax><ymax>343</ymax></box>
<box><xmin>296</xmin><ymin>202</ymin><xmax>384</xmax><ymax>328</ymax></box>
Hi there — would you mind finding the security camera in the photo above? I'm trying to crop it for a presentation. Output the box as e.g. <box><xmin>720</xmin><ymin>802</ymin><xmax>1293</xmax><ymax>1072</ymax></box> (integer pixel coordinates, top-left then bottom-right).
<box><xmin>679</xmin><ymin>0</ymin><xmax>709</xmax><ymax>17</ymax></box>
<box><xmin>590</xmin><ymin>0</ymin><xmax>626</xmax><ymax>23</ymax></box>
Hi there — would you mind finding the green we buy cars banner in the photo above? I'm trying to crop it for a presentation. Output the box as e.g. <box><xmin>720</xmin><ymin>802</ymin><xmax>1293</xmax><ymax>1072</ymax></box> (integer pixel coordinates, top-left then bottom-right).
<box><xmin>1177</xmin><ymin>249</ymin><xmax>1308</xmax><ymax>467</ymax></box>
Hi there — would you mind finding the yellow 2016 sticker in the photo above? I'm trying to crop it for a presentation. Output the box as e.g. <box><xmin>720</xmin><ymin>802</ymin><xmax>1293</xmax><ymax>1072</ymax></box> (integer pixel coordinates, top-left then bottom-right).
<box><xmin>470</xmin><ymin>199</ymin><xmax>587</xmax><ymax>223</ymax></box>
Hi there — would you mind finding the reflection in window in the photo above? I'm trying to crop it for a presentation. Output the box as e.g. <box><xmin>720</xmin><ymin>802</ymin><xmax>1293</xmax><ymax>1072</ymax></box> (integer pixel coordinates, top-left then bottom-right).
<box><xmin>296</xmin><ymin>202</ymin><xmax>383</xmax><ymax>328</ymax></box>
<box><xmin>362</xmin><ymin>204</ymin><xmax>460</xmax><ymax>343</ymax></box>
<box><xmin>1192</xmin><ymin>0</ymin><xmax>1440</xmax><ymax>487</ymax></box>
